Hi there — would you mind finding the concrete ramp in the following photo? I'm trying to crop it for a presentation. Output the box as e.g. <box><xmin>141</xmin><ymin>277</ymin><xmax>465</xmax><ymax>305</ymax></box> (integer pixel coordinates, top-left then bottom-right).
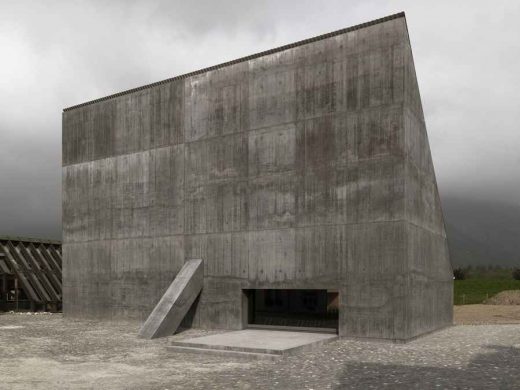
<box><xmin>138</xmin><ymin>259</ymin><xmax>203</xmax><ymax>339</ymax></box>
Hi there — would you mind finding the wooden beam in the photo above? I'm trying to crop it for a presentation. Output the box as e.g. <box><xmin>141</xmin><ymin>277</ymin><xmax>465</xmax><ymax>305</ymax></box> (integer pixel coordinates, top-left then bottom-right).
<box><xmin>48</xmin><ymin>245</ymin><xmax>62</xmax><ymax>269</ymax></box>
<box><xmin>0</xmin><ymin>253</ymin><xmax>11</xmax><ymax>274</ymax></box>
<box><xmin>18</xmin><ymin>243</ymin><xmax>60</xmax><ymax>302</ymax></box>
<box><xmin>37</xmin><ymin>244</ymin><xmax>62</xmax><ymax>282</ymax></box>
<box><xmin>0</xmin><ymin>242</ymin><xmax>41</xmax><ymax>304</ymax></box>
<box><xmin>7</xmin><ymin>241</ymin><xmax>51</xmax><ymax>303</ymax></box>
<box><xmin>28</xmin><ymin>243</ymin><xmax>62</xmax><ymax>294</ymax></box>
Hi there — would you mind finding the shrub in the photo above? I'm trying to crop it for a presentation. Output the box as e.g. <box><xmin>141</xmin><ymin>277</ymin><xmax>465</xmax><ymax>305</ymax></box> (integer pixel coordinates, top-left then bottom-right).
<box><xmin>512</xmin><ymin>268</ymin><xmax>520</xmax><ymax>281</ymax></box>
<box><xmin>453</xmin><ymin>268</ymin><xmax>466</xmax><ymax>280</ymax></box>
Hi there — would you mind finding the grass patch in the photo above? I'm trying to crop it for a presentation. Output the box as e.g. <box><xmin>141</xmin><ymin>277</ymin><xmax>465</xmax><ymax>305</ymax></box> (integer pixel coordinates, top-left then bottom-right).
<box><xmin>454</xmin><ymin>279</ymin><xmax>520</xmax><ymax>305</ymax></box>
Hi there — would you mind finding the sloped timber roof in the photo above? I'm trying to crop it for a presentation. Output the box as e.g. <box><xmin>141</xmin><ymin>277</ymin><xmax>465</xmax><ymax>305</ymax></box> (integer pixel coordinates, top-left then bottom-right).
<box><xmin>0</xmin><ymin>237</ymin><xmax>62</xmax><ymax>305</ymax></box>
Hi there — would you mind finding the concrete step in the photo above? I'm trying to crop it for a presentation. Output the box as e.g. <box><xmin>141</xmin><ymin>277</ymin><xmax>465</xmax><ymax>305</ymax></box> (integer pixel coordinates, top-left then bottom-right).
<box><xmin>168</xmin><ymin>329</ymin><xmax>339</xmax><ymax>359</ymax></box>
<box><xmin>167</xmin><ymin>345</ymin><xmax>280</xmax><ymax>361</ymax></box>
<box><xmin>170</xmin><ymin>340</ymin><xmax>285</xmax><ymax>355</ymax></box>
<box><xmin>247</xmin><ymin>323</ymin><xmax>337</xmax><ymax>334</ymax></box>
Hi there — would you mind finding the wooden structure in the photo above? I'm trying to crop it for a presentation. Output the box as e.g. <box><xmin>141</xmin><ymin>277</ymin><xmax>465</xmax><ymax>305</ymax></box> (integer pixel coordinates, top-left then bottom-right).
<box><xmin>0</xmin><ymin>236</ymin><xmax>62</xmax><ymax>312</ymax></box>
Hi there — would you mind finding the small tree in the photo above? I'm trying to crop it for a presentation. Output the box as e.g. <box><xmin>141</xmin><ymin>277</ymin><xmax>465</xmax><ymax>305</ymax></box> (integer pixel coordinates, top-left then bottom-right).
<box><xmin>512</xmin><ymin>268</ymin><xmax>520</xmax><ymax>281</ymax></box>
<box><xmin>453</xmin><ymin>267</ymin><xmax>466</xmax><ymax>280</ymax></box>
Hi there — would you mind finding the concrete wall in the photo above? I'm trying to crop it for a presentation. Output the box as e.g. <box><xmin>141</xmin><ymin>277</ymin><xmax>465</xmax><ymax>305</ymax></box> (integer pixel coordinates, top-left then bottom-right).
<box><xmin>62</xmin><ymin>13</ymin><xmax>452</xmax><ymax>341</ymax></box>
<box><xmin>402</xmin><ymin>39</ymin><xmax>453</xmax><ymax>338</ymax></box>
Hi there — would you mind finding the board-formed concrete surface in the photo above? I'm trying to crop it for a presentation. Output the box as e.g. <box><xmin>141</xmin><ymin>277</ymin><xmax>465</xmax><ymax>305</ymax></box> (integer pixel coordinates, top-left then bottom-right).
<box><xmin>169</xmin><ymin>329</ymin><xmax>338</xmax><ymax>358</ymax></box>
<box><xmin>138</xmin><ymin>259</ymin><xmax>203</xmax><ymax>339</ymax></box>
<box><xmin>62</xmin><ymin>12</ymin><xmax>453</xmax><ymax>341</ymax></box>
<box><xmin>1</xmin><ymin>313</ymin><xmax>520</xmax><ymax>389</ymax></box>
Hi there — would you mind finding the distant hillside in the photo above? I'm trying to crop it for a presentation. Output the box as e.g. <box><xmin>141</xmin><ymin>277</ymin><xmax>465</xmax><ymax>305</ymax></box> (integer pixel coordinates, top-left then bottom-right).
<box><xmin>441</xmin><ymin>196</ymin><xmax>520</xmax><ymax>267</ymax></box>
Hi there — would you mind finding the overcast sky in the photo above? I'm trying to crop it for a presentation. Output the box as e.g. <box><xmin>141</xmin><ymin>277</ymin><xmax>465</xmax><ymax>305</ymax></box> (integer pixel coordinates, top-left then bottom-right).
<box><xmin>1</xmin><ymin>0</ymin><xmax>519</xmax><ymax>240</ymax></box>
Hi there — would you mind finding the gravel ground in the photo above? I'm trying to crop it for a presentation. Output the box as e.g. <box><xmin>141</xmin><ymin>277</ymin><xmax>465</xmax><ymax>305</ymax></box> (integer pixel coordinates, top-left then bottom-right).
<box><xmin>1</xmin><ymin>312</ymin><xmax>520</xmax><ymax>389</ymax></box>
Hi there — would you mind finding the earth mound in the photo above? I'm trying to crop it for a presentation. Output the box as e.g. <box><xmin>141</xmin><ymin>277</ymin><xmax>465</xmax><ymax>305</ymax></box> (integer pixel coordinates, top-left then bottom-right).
<box><xmin>484</xmin><ymin>290</ymin><xmax>520</xmax><ymax>305</ymax></box>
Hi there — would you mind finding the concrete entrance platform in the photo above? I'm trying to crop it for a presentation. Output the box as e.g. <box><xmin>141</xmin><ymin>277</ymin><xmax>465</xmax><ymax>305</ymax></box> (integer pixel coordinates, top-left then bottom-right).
<box><xmin>168</xmin><ymin>329</ymin><xmax>338</xmax><ymax>360</ymax></box>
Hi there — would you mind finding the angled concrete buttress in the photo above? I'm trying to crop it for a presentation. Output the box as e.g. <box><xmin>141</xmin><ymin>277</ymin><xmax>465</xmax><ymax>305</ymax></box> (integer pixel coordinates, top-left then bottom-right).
<box><xmin>138</xmin><ymin>259</ymin><xmax>203</xmax><ymax>339</ymax></box>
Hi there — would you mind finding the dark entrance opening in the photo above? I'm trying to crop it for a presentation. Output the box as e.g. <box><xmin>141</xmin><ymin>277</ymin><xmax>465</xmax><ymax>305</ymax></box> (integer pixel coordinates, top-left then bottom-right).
<box><xmin>245</xmin><ymin>289</ymin><xmax>338</xmax><ymax>332</ymax></box>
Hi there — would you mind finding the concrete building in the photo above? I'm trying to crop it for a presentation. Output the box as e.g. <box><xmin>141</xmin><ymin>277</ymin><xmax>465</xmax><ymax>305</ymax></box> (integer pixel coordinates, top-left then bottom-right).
<box><xmin>62</xmin><ymin>12</ymin><xmax>453</xmax><ymax>341</ymax></box>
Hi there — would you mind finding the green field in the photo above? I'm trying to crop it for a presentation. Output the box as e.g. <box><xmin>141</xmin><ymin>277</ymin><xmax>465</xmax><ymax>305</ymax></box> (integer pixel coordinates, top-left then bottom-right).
<box><xmin>454</xmin><ymin>279</ymin><xmax>520</xmax><ymax>305</ymax></box>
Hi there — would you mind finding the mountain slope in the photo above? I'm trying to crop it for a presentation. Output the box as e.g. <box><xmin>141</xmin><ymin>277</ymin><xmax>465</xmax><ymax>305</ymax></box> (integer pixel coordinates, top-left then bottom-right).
<box><xmin>441</xmin><ymin>196</ymin><xmax>520</xmax><ymax>267</ymax></box>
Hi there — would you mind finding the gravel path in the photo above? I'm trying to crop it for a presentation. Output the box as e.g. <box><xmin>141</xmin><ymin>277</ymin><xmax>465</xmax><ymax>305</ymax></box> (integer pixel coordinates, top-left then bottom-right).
<box><xmin>1</xmin><ymin>313</ymin><xmax>519</xmax><ymax>389</ymax></box>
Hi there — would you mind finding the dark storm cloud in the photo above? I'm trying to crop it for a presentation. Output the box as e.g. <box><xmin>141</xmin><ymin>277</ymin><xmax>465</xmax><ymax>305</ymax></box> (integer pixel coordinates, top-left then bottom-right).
<box><xmin>1</xmin><ymin>0</ymin><xmax>519</xmax><ymax>239</ymax></box>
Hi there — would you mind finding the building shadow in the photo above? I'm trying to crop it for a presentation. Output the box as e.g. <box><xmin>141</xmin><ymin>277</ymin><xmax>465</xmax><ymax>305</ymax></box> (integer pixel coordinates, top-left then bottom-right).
<box><xmin>335</xmin><ymin>345</ymin><xmax>520</xmax><ymax>389</ymax></box>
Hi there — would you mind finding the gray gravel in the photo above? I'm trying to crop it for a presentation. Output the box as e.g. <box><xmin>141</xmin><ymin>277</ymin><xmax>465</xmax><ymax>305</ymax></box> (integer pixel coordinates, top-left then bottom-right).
<box><xmin>1</xmin><ymin>313</ymin><xmax>519</xmax><ymax>389</ymax></box>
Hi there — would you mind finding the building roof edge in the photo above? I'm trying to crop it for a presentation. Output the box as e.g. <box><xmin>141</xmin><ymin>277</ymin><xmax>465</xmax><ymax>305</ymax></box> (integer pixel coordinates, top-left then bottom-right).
<box><xmin>0</xmin><ymin>235</ymin><xmax>61</xmax><ymax>245</ymax></box>
<box><xmin>63</xmin><ymin>12</ymin><xmax>405</xmax><ymax>112</ymax></box>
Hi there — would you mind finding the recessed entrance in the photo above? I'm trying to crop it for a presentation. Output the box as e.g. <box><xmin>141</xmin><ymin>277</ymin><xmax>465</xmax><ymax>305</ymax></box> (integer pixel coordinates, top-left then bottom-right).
<box><xmin>244</xmin><ymin>289</ymin><xmax>338</xmax><ymax>333</ymax></box>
